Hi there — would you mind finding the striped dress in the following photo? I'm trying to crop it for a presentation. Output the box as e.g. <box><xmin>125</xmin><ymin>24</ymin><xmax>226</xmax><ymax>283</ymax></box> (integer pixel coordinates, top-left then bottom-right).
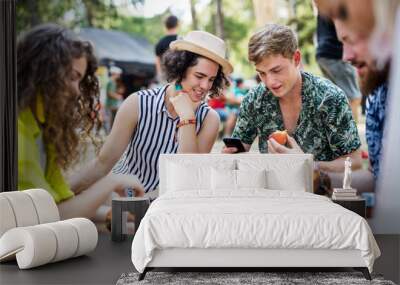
<box><xmin>112</xmin><ymin>85</ymin><xmax>210</xmax><ymax>193</ymax></box>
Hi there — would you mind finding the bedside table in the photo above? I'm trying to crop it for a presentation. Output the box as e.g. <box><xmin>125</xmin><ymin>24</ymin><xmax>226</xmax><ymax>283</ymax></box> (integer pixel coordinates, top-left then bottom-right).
<box><xmin>332</xmin><ymin>198</ymin><xmax>366</xmax><ymax>218</ymax></box>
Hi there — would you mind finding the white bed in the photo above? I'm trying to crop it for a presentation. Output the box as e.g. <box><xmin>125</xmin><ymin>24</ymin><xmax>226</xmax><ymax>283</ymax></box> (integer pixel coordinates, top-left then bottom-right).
<box><xmin>131</xmin><ymin>154</ymin><xmax>380</xmax><ymax>280</ymax></box>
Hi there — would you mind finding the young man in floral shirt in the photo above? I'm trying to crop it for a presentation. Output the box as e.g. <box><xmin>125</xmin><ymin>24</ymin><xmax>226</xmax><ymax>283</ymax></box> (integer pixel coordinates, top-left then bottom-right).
<box><xmin>224</xmin><ymin>24</ymin><xmax>362</xmax><ymax>173</ymax></box>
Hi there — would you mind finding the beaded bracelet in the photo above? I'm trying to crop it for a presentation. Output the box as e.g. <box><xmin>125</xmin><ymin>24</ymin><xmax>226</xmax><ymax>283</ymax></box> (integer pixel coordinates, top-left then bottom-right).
<box><xmin>177</xmin><ymin>118</ymin><xmax>196</xmax><ymax>128</ymax></box>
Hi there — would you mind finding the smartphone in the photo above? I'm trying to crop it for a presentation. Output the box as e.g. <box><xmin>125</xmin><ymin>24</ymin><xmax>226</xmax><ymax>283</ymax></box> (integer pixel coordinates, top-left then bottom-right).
<box><xmin>223</xmin><ymin>137</ymin><xmax>246</xmax><ymax>153</ymax></box>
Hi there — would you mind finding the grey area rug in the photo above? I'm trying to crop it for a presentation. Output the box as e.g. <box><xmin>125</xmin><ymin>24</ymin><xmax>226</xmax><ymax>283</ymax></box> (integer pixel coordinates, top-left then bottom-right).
<box><xmin>117</xmin><ymin>271</ymin><xmax>396</xmax><ymax>285</ymax></box>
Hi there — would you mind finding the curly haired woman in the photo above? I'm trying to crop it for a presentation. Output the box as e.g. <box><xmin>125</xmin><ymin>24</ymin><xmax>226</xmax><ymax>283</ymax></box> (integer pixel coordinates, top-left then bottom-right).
<box><xmin>17</xmin><ymin>24</ymin><xmax>144</xmax><ymax>220</ymax></box>
<box><xmin>70</xmin><ymin>31</ymin><xmax>233</xmax><ymax>199</ymax></box>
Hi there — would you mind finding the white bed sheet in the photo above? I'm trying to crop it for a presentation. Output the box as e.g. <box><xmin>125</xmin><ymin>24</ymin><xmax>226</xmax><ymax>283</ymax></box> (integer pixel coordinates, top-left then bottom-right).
<box><xmin>131</xmin><ymin>190</ymin><xmax>380</xmax><ymax>273</ymax></box>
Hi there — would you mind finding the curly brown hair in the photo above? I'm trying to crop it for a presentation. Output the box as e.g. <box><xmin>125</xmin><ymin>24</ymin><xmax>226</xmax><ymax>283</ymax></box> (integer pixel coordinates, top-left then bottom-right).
<box><xmin>17</xmin><ymin>23</ymin><xmax>101</xmax><ymax>170</ymax></box>
<box><xmin>162</xmin><ymin>50</ymin><xmax>230</xmax><ymax>97</ymax></box>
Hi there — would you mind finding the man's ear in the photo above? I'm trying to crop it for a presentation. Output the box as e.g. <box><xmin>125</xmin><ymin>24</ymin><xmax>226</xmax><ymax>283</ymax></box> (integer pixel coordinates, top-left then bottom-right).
<box><xmin>293</xmin><ymin>50</ymin><xmax>302</xmax><ymax>66</ymax></box>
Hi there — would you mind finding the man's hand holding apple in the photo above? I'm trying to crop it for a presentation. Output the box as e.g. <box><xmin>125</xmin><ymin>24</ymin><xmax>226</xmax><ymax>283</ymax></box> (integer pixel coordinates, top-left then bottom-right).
<box><xmin>268</xmin><ymin>130</ymin><xmax>304</xmax><ymax>154</ymax></box>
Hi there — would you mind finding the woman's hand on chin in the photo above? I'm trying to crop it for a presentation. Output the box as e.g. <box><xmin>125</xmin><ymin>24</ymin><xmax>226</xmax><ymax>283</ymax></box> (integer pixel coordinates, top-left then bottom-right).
<box><xmin>169</xmin><ymin>92</ymin><xmax>197</xmax><ymax>119</ymax></box>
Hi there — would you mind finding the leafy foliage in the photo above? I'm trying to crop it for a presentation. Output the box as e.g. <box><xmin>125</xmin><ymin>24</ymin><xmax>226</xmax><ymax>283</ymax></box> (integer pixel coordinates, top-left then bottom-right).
<box><xmin>16</xmin><ymin>0</ymin><xmax>319</xmax><ymax>77</ymax></box>
<box><xmin>16</xmin><ymin>0</ymin><xmax>75</xmax><ymax>33</ymax></box>
<box><xmin>203</xmin><ymin>0</ymin><xmax>256</xmax><ymax>77</ymax></box>
<box><xmin>286</xmin><ymin>0</ymin><xmax>318</xmax><ymax>68</ymax></box>
<box><xmin>109</xmin><ymin>12</ymin><xmax>166</xmax><ymax>44</ymax></box>
<box><xmin>16</xmin><ymin>0</ymin><xmax>145</xmax><ymax>35</ymax></box>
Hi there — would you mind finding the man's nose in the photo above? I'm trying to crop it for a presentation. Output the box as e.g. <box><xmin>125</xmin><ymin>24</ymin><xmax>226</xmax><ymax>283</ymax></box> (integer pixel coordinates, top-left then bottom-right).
<box><xmin>266</xmin><ymin>76</ymin><xmax>278</xmax><ymax>88</ymax></box>
<box><xmin>342</xmin><ymin>44</ymin><xmax>356</xmax><ymax>63</ymax></box>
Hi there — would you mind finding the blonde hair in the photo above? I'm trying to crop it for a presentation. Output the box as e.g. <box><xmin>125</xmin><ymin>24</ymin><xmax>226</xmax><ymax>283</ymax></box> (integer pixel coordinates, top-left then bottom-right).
<box><xmin>248</xmin><ymin>24</ymin><xmax>298</xmax><ymax>64</ymax></box>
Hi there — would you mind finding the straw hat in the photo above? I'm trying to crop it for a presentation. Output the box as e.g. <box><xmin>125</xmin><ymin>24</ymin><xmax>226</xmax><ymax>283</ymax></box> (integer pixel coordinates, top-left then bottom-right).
<box><xmin>170</xmin><ymin>31</ymin><xmax>233</xmax><ymax>75</ymax></box>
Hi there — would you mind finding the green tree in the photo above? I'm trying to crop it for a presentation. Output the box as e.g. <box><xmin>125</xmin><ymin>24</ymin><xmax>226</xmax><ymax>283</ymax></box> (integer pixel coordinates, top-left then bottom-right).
<box><xmin>286</xmin><ymin>0</ymin><xmax>317</xmax><ymax>69</ymax></box>
<box><xmin>215</xmin><ymin>0</ymin><xmax>225</xmax><ymax>40</ymax></box>
<box><xmin>16</xmin><ymin>0</ymin><xmax>145</xmax><ymax>34</ymax></box>
<box><xmin>81</xmin><ymin>0</ymin><xmax>119</xmax><ymax>28</ymax></box>
<box><xmin>16</xmin><ymin>0</ymin><xmax>76</xmax><ymax>33</ymax></box>
<box><xmin>109</xmin><ymin>12</ymin><xmax>167</xmax><ymax>44</ymax></box>
<box><xmin>190</xmin><ymin>0</ymin><xmax>198</xmax><ymax>30</ymax></box>
<box><xmin>203</xmin><ymin>0</ymin><xmax>256</xmax><ymax>77</ymax></box>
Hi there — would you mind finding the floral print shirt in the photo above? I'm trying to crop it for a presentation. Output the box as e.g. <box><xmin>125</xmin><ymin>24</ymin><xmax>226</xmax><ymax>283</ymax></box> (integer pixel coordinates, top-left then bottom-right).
<box><xmin>232</xmin><ymin>71</ymin><xmax>361</xmax><ymax>161</ymax></box>
<box><xmin>365</xmin><ymin>83</ymin><xmax>388</xmax><ymax>178</ymax></box>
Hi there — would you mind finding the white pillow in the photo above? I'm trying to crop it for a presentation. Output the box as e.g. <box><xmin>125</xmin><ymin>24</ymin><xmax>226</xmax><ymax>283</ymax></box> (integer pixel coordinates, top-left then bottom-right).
<box><xmin>236</xmin><ymin>169</ymin><xmax>267</xmax><ymax>189</ymax></box>
<box><xmin>237</xmin><ymin>158</ymin><xmax>307</xmax><ymax>191</ymax></box>
<box><xmin>167</xmin><ymin>162</ymin><xmax>208</xmax><ymax>191</ymax></box>
<box><xmin>211</xmin><ymin>168</ymin><xmax>236</xmax><ymax>190</ymax></box>
<box><xmin>266</xmin><ymin>167</ymin><xmax>306</xmax><ymax>191</ymax></box>
<box><xmin>211</xmin><ymin>169</ymin><xmax>267</xmax><ymax>191</ymax></box>
<box><xmin>167</xmin><ymin>160</ymin><xmax>235</xmax><ymax>191</ymax></box>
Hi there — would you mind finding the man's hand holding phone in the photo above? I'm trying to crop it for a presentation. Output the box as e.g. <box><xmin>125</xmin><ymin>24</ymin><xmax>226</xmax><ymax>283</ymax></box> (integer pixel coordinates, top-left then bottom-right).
<box><xmin>222</xmin><ymin>137</ymin><xmax>246</xmax><ymax>153</ymax></box>
<box><xmin>222</xmin><ymin>146</ymin><xmax>239</xmax><ymax>154</ymax></box>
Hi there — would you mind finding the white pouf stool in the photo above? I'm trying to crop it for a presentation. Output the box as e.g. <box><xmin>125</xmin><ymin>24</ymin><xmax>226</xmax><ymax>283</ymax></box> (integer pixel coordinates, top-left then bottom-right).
<box><xmin>0</xmin><ymin>189</ymin><xmax>98</xmax><ymax>269</ymax></box>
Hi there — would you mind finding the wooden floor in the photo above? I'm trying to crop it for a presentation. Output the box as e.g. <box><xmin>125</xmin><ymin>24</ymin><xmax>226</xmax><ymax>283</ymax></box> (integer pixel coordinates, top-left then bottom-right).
<box><xmin>0</xmin><ymin>234</ymin><xmax>398</xmax><ymax>284</ymax></box>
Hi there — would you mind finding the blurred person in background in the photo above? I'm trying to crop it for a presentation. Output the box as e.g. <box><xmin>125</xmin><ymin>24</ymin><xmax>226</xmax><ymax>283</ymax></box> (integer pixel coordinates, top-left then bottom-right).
<box><xmin>315</xmin><ymin>0</ymin><xmax>399</xmax><ymax>67</ymax></box>
<box><xmin>223</xmin><ymin>78</ymin><xmax>247</xmax><ymax>137</ymax></box>
<box><xmin>207</xmin><ymin>87</ymin><xmax>228</xmax><ymax>124</ymax></box>
<box><xmin>316</xmin><ymin>14</ymin><xmax>362</xmax><ymax>122</ymax></box>
<box><xmin>17</xmin><ymin>24</ymin><xmax>144</xmax><ymax>221</ymax></box>
<box><xmin>313</xmin><ymin>0</ymin><xmax>374</xmax><ymax>31</ymax></box>
<box><xmin>314</xmin><ymin>0</ymin><xmax>400</xmax><ymax>218</ymax></box>
<box><xmin>105</xmin><ymin>66</ymin><xmax>124</xmax><ymax>132</ymax></box>
<box><xmin>69</xmin><ymin>31</ymin><xmax>232</xmax><ymax>199</ymax></box>
<box><xmin>327</xmin><ymin>19</ymin><xmax>390</xmax><ymax>194</ymax></box>
<box><xmin>155</xmin><ymin>15</ymin><xmax>179</xmax><ymax>84</ymax></box>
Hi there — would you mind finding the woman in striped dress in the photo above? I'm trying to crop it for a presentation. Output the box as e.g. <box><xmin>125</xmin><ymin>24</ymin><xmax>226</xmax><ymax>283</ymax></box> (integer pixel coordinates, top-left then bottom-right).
<box><xmin>70</xmin><ymin>31</ymin><xmax>233</xmax><ymax>197</ymax></box>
